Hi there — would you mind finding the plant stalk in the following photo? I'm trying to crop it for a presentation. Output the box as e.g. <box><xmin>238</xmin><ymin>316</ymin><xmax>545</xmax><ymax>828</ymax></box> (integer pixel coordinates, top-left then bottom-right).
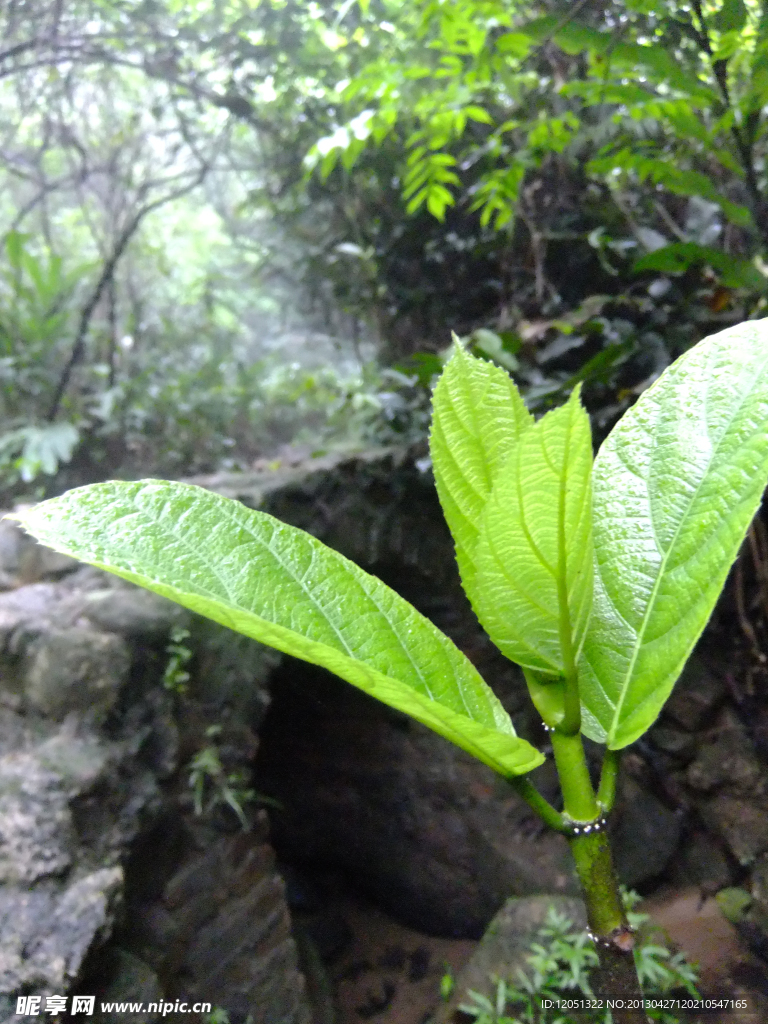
<box><xmin>551</xmin><ymin>729</ymin><xmax>649</xmax><ymax>1023</ymax></box>
<box><xmin>569</xmin><ymin>828</ymin><xmax>647</xmax><ymax>1023</ymax></box>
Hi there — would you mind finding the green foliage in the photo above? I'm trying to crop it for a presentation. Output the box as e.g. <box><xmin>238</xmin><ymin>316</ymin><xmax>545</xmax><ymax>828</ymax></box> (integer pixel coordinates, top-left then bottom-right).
<box><xmin>581</xmin><ymin>319</ymin><xmax>768</xmax><ymax>748</ymax></box>
<box><xmin>188</xmin><ymin>725</ymin><xmax>278</xmax><ymax>831</ymax></box>
<box><xmin>203</xmin><ymin>1008</ymin><xmax>230</xmax><ymax>1024</ymax></box>
<box><xmin>0</xmin><ymin>423</ymin><xmax>79</xmax><ymax>485</ymax></box>
<box><xmin>459</xmin><ymin>902</ymin><xmax>699</xmax><ymax>1024</ymax></box>
<box><xmin>0</xmin><ymin>231</ymin><xmax>87</xmax><ymax>485</ymax></box>
<box><xmin>430</xmin><ymin>338</ymin><xmax>532</xmax><ymax>599</ymax></box>
<box><xmin>10</xmin><ymin>477</ymin><xmax>543</xmax><ymax>778</ymax></box>
<box><xmin>633</xmin><ymin>244</ymin><xmax>766</xmax><ymax>291</ymax></box>
<box><xmin>163</xmin><ymin>626</ymin><xmax>193</xmax><ymax>694</ymax></box>
<box><xmin>471</xmin><ymin>385</ymin><xmax>593</xmax><ymax>682</ymax></box>
<box><xmin>11</xmin><ymin>317</ymin><xmax>768</xmax><ymax>760</ymax></box>
<box><xmin>304</xmin><ymin>0</ymin><xmax>768</xmax><ymax>301</ymax></box>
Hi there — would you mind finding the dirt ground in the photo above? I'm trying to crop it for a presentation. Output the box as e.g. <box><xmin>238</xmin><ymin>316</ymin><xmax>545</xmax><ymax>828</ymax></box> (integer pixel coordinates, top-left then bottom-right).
<box><xmin>317</xmin><ymin>887</ymin><xmax>768</xmax><ymax>1024</ymax></box>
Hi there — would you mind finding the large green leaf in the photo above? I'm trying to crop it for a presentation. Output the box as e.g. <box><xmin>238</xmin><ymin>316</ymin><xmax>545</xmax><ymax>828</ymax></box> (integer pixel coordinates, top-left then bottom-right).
<box><xmin>430</xmin><ymin>340</ymin><xmax>532</xmax><ymax>597</ymax></box>
<box><xmin>471</xmin><ymin>387</ymin><xmax>594</xmax><ymax>677</ymax></box>
<box><xmin>10</xmin><ymin>480</ymin><xmax>543</xmax><ymax>777</ymax></box>
<box><xmin>580</xmin><ymin>319</ymin><xmax>768</xmax><ymax>749</ymax></box>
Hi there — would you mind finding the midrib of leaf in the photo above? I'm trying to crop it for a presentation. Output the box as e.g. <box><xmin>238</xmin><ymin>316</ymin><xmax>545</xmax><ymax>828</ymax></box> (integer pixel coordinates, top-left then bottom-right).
<box><xmin>567</xmin><ymin>479</ymin><xmax>592</xmax><ymax>638</ymax></box>
<box><xmin>555</xmin><ymin>401</ymin><xmax>577</xmax><ymax>680</ymax></box>
<box><xmin>514</xmin><ymin>455</ymin><xmax>556</xmax><ymax>578</ymax></box>
<box><xmin>178</xmin><ymin>503</ymin><xmax>458</xmax><ymax>708</ymax></box>
<box><xmin>486</xmin><ymin>534</ymin><xmax>560</xmax><ymax>624</ymax></box>
<box><xmin>604</xmin><ymin>354</ymin><xmax>764</xmax><ymax>743</ymax></box>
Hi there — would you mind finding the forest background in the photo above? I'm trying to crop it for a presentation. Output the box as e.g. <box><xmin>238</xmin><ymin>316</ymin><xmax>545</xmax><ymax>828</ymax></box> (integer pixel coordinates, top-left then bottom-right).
<box><xmin>2</xmin><ymin>0</ymin><xmax>767</xmax><ymax>499</ymax></box>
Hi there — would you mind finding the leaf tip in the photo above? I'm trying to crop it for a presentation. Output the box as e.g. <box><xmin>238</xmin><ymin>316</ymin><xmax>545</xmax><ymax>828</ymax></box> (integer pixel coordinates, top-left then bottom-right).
<box><xmin>450</xmin><ymin>330</ymin><xmax>467</xmax><ymax>354</ymax></box>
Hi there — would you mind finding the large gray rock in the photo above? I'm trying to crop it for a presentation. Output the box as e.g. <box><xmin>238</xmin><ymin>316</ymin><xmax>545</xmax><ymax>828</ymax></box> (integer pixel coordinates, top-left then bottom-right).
<box><xmin>257</xmin><ymin>667</ymin><xmax>574</xmax><ymax>938</ymax></box>
<box><xmin>0</xmin><ymin>868</ymin><xmax>123</xmax><ymax>1020</ymax></box>
<box><xmin>0</xmin><ymin>708</ymin><xmax>164</xmax><ymax>1022</ymax></box>
<box><xmin>0</xmin><ymin>512</ymin><xmax>79</xmax><ymax>590</ymax></box>
<box><xmin>608</xmin><ymin>777</ymin><xmax>682</xmax><ymax>888</ymax></box>
<box><xmin>23</xmin><ymin>628</ymin><xmax>131</xmax><ymax>721</ymax></box>
<box><xmin>431</xmin><ymin>895</ymin><xmax>587</xmax><ymax>1024</ymax></box>
<box><xmin>0</xmin><ymin>749</ymin><xmax>74</xmax><ymax>884</ymax></box>
<box><xmin>686</xmin><ymin>707</ymin><xmax>765</xmax><ymax>795</ymax></box>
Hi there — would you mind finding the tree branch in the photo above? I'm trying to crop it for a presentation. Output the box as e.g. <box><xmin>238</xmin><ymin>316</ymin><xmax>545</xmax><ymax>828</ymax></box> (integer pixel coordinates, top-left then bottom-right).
<box><xmin>46</xmin><ymin>166</ymin><xmax>210</xmax><ymax>422</ymax></box>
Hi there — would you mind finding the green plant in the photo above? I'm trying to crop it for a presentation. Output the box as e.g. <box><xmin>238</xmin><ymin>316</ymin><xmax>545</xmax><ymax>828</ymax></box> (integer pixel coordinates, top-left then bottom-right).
<box><xmin>203</xmin><ymin>1008</ymin><xmax>230</xmax><ymax>1024</ymax></box>
<box><xmin>312</xmin><ymin>1</ymin><xmax>768</xmax><ymax>248</ymax></box>
<box><xmin>10</xmin><ymin>318</ymin><xmax>768</xmax><ymax>1020</ymax></box>
<box><xmin>188</xmin><ymin>725</ymin><xmax>281</xmax><ymax>830</ymax></box>
<box><xmin>461</xmin><ymin>900</ymin><xmax>699</xmax><ymax>1024</ymax></box>
<box><xmin>0</xmin><ymin>422</ymin><xmax>80</xmax><ymax>485</ymax></box>
<box><xmin>163</xmin><ymin>625</ymin><xmax>193</xmax><ymax>694</ymax></box>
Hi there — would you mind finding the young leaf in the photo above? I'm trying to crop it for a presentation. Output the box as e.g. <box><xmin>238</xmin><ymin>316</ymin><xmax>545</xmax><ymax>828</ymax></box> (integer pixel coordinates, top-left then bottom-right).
<box><xmin>580</xmin><ymin>319</ymin><xmax>768</xmax><ymax>749</ymax></box>
<box><xmin>10</xmin><ymin>480</ymin><xmax>544</xmax><ymax>778</ymax></box>
<box><xmin>471</xmin><ymin>386</ymin><xmax>593</xmax><ymax>678</ymax></box>
<box><xmin>430</xmin><ymin>340</ymin><xmax>532</xmax><ymax>597</ymax></box>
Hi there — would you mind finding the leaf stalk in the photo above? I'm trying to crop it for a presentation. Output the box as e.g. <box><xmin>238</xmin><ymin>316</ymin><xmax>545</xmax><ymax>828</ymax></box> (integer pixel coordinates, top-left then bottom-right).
<box><xmin>507</xmin><ymin>774</ymin><xmax>568</xmax><ymax>834</ymax></box>
<box><xmin>597</xmin><ymin>747</ymin><xmax>621</xmax><ymax>814</ymax></box>
<box><xmin>550</xmin><ymin>728</ymin><xmax>598</xmax><ymax>822</ymax></box>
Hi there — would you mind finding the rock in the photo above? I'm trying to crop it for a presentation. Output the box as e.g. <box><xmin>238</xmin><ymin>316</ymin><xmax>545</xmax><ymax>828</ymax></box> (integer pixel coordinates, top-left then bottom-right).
<box><xmin>0</xmin><ymin>512</ymin><xmax>79</xmax><ymax>588</ymax></box>
<box><xmin>89</xmin><ymin>948</ymin><xmax>164</xmax><ymax>1024</ymax></box>
<box><xmin>701</xmin><ymin>795</ymin><xmax>768</xmax><ymax>865</ymax></box>
<box><xmin>663</xmin><ymin>654</ymin><xmax>726</xmax><ymax>731</ymax></box>
<box><xmin>0</xmin><ymin>750</ymin><xmax>74</xmax><ymax>884</ymax></box>
<box><xmin>65</xmin><ymin>589</ymin><xmax>189</xmax><ymax>638</ymax></box>
<box><xmin>124</xmin><ymin>819</ymin><xmax>312</xmax><ymax>1024</ymax></box>
<box><xmin>191</xmin><ymin>618</ymin><xmax>279</xmax><ymax>724</ymax></box>
<box><xmin>256</xmin><ymin>667</ymin><xmax>574</xmax><ymax>938</ymax></box>
<box><xmin>650</xmin><ymin>725</ymin><xmax>697</xmax><ymax>762</ymax></box>
<box><xmin>22</xmin><ymin>628</ymin><xmax>131</xmax><ymax>721</ymax></box>
<box><xmin>686</xmin><ymin>708</ymin><xmax>764</xmax><ymax>795</ymax></box>
<box><xmin>667</xmin><ymin>828</ymin><xmax>731</xmax><ymax>889</ymax></box>
<box><xmin>0</xmin><ymin>708</ymin><xmax>164</xmax><ymax>1013</ymax></box>
<box><xmin>0</xmin><ymin>867</ymin><xmax>122</xmax><ymax>997</ymax></box>
<box><xmin>0</xmin><ymin>585</ymin><xmax>131</xmax><ymax>719</ymax></box>
<box><xmin>609</xmin><ymin>777</ymin><xmax>682</xmax><ymax>887</ymax></box>
<box><xmin>431</xmin><ymin>895</ymin><xmax>587</xmax><ymax>1024</ymax></box>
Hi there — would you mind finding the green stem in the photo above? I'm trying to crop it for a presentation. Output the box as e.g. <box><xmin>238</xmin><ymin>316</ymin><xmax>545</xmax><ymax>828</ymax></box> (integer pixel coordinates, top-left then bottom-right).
<box><xmin>550</xmin><ymin>730</ymin><xmax>647</xmax><ymax>1023</ymax></box>
<box><xmin>508</xmin><ymin>775</ymin><xmax>569</xmax><ymax>833</ymax></box>
<box><xmin>568</xmin><ymin>829</ymin><xmax>645</xmax><ymax>1023</ymax></box>
<box><xmin>550</xmin><ymin>728</ymin><xmax>598</xmax><ymax>822</ymax></box>
<box><xmin>598</xmin><ymin>748</ymin><xmax>621</xmax><ymax>814</ymax></box>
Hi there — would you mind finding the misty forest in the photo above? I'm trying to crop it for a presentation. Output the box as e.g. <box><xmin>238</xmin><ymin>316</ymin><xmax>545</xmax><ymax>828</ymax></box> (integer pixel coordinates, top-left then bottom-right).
<box><xmin>2</xmin><ymin>2</ymin><xmax>768</xmax><ymax>1023</ymax></box>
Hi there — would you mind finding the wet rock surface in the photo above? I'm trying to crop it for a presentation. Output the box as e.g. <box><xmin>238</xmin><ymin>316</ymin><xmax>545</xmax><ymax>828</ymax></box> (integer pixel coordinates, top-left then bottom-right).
<box><xmin>257</xmin><ymin>667</ymin><xmax>575</xmax><ymax>938</ymax></box>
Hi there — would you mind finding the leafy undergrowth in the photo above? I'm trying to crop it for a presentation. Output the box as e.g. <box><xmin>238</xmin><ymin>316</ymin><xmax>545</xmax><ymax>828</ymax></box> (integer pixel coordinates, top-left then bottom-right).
<box><xmin>459</xmin><ymin>895</ymin><xmax>700</xmax><ymax>1024</ymax></box>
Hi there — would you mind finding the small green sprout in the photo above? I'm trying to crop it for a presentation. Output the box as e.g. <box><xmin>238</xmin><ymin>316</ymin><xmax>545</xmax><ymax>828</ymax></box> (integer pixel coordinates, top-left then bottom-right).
<box><xmin>163</xmin><ymin>625</ymin><xmax>192</xmax><ymax>693</ymax></box>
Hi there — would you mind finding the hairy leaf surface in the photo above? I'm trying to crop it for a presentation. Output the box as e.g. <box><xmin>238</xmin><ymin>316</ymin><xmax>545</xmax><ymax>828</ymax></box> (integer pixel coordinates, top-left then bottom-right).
<box><xmin>430</xmin><ymin>340</ymin><xmax>532</xmax><ymax>596</ymax></box>
<box><xmin>580</xmin><ymin>319</ymin><xmax>768</xmax><ymax>748</ymax></box>
<box><xmin>472</xmin><ymin>387</ymin><xmax>593</xmax><ymax>676</ymax></box>
<box><xmin>11</xmin><ymin>480</ymin><xmax>543</xmax><ymax>777</ymax></box>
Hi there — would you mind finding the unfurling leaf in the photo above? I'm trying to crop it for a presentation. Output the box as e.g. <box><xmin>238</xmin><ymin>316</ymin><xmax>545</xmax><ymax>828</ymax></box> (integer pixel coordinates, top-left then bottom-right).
<box><xmin>471</xmin><ymin>386</ymin><xmax>593</xmax><ymax>678</ymax></box>
<box><xmin>429</xmin><ymin>339</ymin><xmax>532</xmax><ymax>598</ymax></box>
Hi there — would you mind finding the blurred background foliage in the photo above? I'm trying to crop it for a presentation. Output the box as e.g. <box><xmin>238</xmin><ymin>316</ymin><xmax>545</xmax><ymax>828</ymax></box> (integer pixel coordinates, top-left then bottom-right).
<box><xmin>0</xmin><ymin>0</ymin><xmax>766</xmax><ymax>500</ymax></box>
